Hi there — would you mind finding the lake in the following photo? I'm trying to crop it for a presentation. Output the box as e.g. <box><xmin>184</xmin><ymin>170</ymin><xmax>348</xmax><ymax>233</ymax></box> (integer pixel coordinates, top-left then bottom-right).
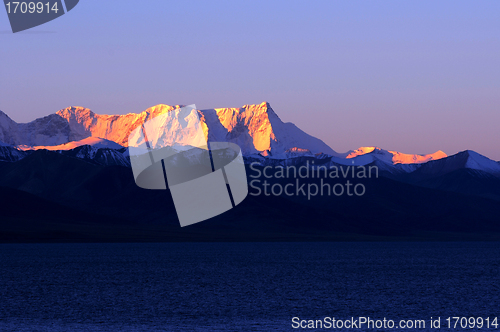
<box><xmin>0</xmin><ymin>242</ymin><xmax>499</xmax><ymax>331</ymax></box>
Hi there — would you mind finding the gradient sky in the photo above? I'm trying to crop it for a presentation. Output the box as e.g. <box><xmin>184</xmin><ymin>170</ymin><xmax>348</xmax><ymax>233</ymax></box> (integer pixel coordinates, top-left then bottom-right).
<box><xmin>1</xmin><ymin>1</ymin><xmax>499</xmax><ymax>159</ymax></box>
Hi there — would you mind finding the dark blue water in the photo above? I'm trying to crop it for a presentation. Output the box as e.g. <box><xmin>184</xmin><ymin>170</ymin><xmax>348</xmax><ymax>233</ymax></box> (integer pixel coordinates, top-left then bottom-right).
<box><xmin>0</xmin><ymin>242</ymin><xmax>499</xmax><ymax>331</ymax></box>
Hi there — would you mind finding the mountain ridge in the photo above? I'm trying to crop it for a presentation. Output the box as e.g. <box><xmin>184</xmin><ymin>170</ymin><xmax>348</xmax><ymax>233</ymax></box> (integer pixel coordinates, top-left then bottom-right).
<box><xmin>4</xmin><ymin>103</ymin><xmax>500</xmax><ymax>170</ymax></box>
<box><xmin>0</xmin><ymin>103</ymin><xmax>339</xmax><ymax>157</ymax></box>
<box><xmin>346</xmin><ymin>147</ymin><xmax>447</xmax><ymax>164</ymax></box>
<box><xmin>0</xmin><ymin>103</ymin><xmax>452</xmax><ymax>165</ymax></box>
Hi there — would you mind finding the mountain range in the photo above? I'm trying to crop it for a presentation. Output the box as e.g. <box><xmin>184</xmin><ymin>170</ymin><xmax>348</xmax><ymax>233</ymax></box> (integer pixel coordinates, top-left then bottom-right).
<box><xmin>1</xmin><ymin>102</ymin><xmax>448</xmax><ymax>161</ymax></box>
<box><xmin>0</xmin><ymin>102</ymin><xmax>499</xmax><ymax>241</ymax></box>
<box><xmin>1</xmin><ymin>101</ymin><xmax>498</xmax><ymax>186</ymax></box>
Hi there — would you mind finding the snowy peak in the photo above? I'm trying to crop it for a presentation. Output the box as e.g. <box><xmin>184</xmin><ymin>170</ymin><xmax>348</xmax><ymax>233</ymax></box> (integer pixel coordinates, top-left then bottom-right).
<box><xmin>346</xmin><ymin>146</ymin><xmax>447</xmax><ymax>165</ymax></box>
<box><xmin>390</xmin><ymin>150</ymin><xmax>447</xmax><ymax>164</ymax></box>
<box><xmin>200</xmin><ymin>102</ymin><xmax>338</xmax><ymax>156</ymax></box>
<box><xmin>462</xmin><ymin>150</ymin><xmax>500</xmax><ymax>174</ymax></box>
<box><xmin>412</xmin><ymin>149</ymin><xmax>500</xmax><ymax>178</ymax></box>
<box><xmin>0</xmin><ymin>110</ymin><xmax>71</xmax><ymax>147</ymax></box>
<box><xmin>346</xmin><ymin>147</ymin><xmax>378</xmax><ymax>157</ymax></box>
<box><xmin>55</xmin><ymin>105</ymin><xmax>181</xmax><ymax>147</ymax></box>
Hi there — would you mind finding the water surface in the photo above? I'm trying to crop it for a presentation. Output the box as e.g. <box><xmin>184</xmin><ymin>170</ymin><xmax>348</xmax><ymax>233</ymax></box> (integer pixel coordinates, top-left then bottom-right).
<box><xmin>0</xmin><ymin>242</ymin><xmax>499</xmax><ymax>331</ymax></box>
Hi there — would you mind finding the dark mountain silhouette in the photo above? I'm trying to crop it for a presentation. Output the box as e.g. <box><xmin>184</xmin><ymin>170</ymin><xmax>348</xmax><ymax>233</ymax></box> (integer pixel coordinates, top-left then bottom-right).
<box><xmin>0</xmin><ymin>151</ymin><xmax>500</xmax><ymax>241</ymax></box>
<box><xmin>0</xmin><ymin>185</ymin><xmax>144</xmax><ymax>243</ymax></box>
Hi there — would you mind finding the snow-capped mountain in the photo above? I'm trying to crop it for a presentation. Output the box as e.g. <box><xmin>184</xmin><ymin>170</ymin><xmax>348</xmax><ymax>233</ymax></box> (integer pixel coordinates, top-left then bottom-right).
<box><xmin>251</xmin><ymin>146</ymin><xmax>445</xmax><ymax>168</ymax></box>
<box><xmin>199</xmin><ymin>102</ymin><xmax>339</xmax><ymax>156</ymax></box>
<box><xmin>0</xmin><ymin>110</ymin><xmax>73</xmax><ymax>147</ymax></box>
<box><xmin>410</xmin><ymin>150</ymin><xmax>500</xmax><ymax>178</ymax></box>
<box><xmin>345</xmin><ymin>147</ymin><xmax>446</xmax><ymax>164</ymax></box>
<box><xmin>0</xmin><ymin>102</ymin><xmax>336</xmax><ymax>157</ymax></box>
<box><xmin>0</xmin><ymin>103</ymin><xmax>498</xmax><ymax>179</ymax></box>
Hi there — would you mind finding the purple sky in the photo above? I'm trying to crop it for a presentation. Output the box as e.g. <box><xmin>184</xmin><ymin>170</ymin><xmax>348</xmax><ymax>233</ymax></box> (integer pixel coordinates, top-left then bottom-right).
<box><xmin>1</xmin><ymin>1</ymin><xmax>499</xmax><ymax>159</ymax></box>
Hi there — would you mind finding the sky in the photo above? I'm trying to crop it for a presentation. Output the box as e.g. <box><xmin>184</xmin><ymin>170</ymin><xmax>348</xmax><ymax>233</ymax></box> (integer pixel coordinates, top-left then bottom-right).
<box><xmin>1</xmin><ymin>0</ymin><xmax>499</xmax><ymax>159</ymax></box>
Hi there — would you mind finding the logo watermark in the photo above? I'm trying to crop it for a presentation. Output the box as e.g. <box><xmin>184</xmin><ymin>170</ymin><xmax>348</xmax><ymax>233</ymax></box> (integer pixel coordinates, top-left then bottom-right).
<box><xmin>4</xmin><ymin>0</ymin><xmax>79</xmax><ymax>33</ymax></box>
<box><xmin>249</xmin><ymin>161</ymin><xmax>379</xmax><ymax>200</ymax></box>
<box><xmin>128</xmin><ymin>105</ymin><xmax>248</xmax><ymax>227</ymax></box>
